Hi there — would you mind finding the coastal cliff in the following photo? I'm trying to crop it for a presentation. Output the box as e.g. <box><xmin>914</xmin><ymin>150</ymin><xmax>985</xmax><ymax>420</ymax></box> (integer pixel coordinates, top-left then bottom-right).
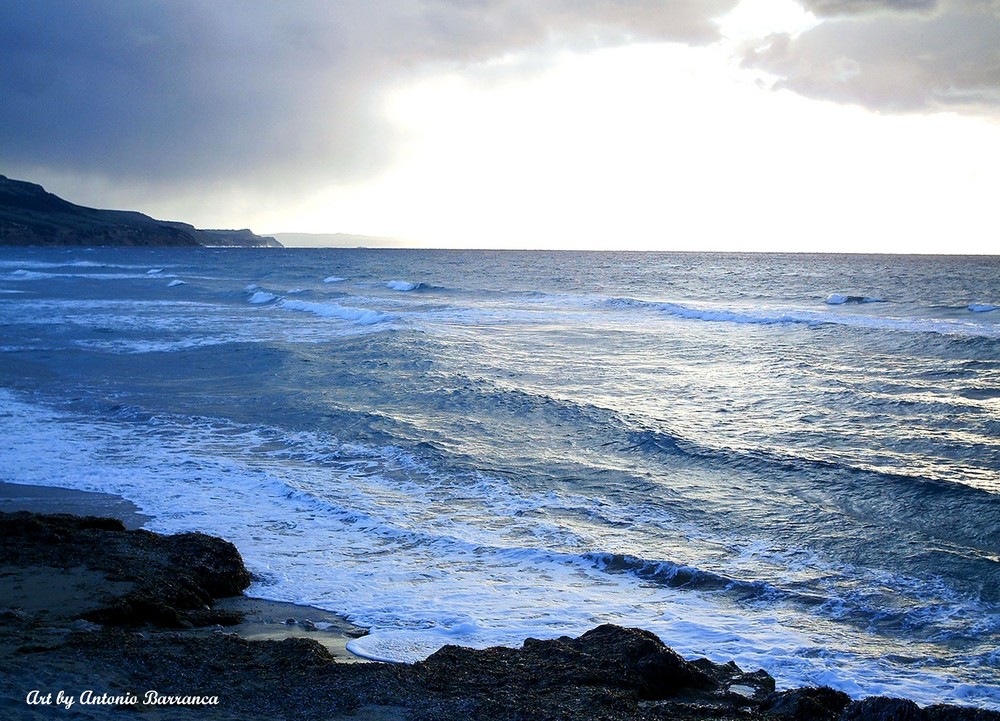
<box><xmin>0</xmin><ymin>175</ymin><xmax>281</xmax><ymax>247</ymax></box>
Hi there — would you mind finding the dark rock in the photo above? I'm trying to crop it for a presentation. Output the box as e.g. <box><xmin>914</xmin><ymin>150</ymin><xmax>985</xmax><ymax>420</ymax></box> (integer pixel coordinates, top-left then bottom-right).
<box><xmin>0</xmin><ymin>511</ymin><xmax>252</xmax><ymax>628</ymax></box>
<box><xmin>566</xmin><ymin>624</ymin><xmax>719</xmax><ymax>699</ymax></box>
<box><xmin>692</xmin><ymin>658</ymin><xmax>777</xmax><ymax>699</ymax></box>
<box><xmin>843</xmin><ymin>697</ymin><xmax>925</xmax><ymax>721</ymax></box>
<box><xmin>163</xmin><ymin>531</ymin><xmax>254</xmax><ymax>597</ymax></box>
<box><xmin>75</xmin><ymin>516</ymin><xmax>128</xmax><ymax>531</ymax></box>
<box><xmin>924</xmin><ymin>706</ymin><xmax>1000</xmax><ymax>721</ymax></box>
<box><xmin>418</xmin><ymin>623</ymin><xmax>722</xmax><ymax>712</ymax></box>
<box><xmin>762</xmin><ymin>686</ymin><xmax>852</xmax><ymax>721</ymax></box>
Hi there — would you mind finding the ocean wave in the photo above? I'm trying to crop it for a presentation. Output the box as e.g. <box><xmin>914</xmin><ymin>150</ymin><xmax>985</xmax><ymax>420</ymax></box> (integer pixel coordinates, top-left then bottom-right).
<box><xmin>603</xmin><ymin>296</ymin><xmax>999</xmax><ymax>338</ymax></box>
<box><xmin>387</xmin><ymin>280</ymin><xmax>444</xmax><ymax>292</ymax></box>
<box><xmin>2</xmin><ymin>269</ymin><xmax>171</xmax><ymax>281</ymax></box>
<box><xmin>826</xmin><ymin>294</ymin><xmax>885</xmax><ymax>305</ymax></box>
<box><xmin>0</xmin><ymin>259</ymin><xmax>156</xmax><ymax>270</ymax></box>
<box><xmin>582</xmin><ymin>550</ymin><xmax>998</xmax><ymax>638</ymax></box>
<box><xmin>607</xmin><ymin>296</ymin><xmax>818</xmax><ymax>326</ymax></box>
<box><xmin>969</xmin><ymin>304</ymin><xmax>998</xmax><ymax>313</ymax></box>
<box><xmin>324</xmin><ymin>276</ymin><xmax>346</xmax><ymax>283</ymax></box>
<box><xmin>3</xmin><ymin>388</ymin><xmax>997</xmax><ymax>708</ymax></box>
<box><xmin>624</xmin><ymin>422</ymin><xmax>998</xmax><ymax>500</ymax></box>
<box><xmin>585</xmin><ymin>551</ymin><xmax>775</xmax><ymax>596</ymax></box>
<box><xmin>279</xmin><ymin>298</ymin><xmax>393</xmax><ymax>325</ymax></box>
<box><xmin>5</xmin><ymin>269</ymin><xmax>60</xmax><ymax>280</ymax></box>
<box><xmin>432</xmin><ymin>378</ymin><xmax>997</xmax><ymax>515</ymax></box>
<box><xmin>248</xmin><ymin>290</ymin><xmax>278</xmax><ymax>304</ymax></box>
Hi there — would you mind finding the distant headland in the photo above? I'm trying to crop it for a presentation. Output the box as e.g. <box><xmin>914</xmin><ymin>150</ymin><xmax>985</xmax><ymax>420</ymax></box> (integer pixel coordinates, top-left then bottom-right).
<box><xmin>0</xmin><ymin>175</ymin><xmax>281</xmax><ymax>248</ymax></box>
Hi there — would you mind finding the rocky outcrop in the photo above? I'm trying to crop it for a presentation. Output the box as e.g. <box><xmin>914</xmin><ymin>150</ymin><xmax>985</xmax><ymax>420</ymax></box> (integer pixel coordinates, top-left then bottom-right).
<box><xmin>0</xmin><ymin>174</ymin><xmax>281</xmax><ymax>247</ymax></box>
<box><xmin>761</xmin><ymin>686</ymin><xmax>853</xmax><ymax>721</ymax></box>
<box><xmin>0</xmin><ymin>511</ymin><xmax>251</xmax><ymax>627</ymax></box>
<box><xmin>1</xmin><ymin>511</ymin><xmax>998</xmax><ymax>721</ymax></box>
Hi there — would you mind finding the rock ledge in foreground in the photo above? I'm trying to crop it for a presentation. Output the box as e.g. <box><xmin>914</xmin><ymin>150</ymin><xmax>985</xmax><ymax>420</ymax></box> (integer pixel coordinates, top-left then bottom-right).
<box><xmin>0</xmin><ymin>511</ymin><xmax>251</xmax><ymax>627</ymax></box>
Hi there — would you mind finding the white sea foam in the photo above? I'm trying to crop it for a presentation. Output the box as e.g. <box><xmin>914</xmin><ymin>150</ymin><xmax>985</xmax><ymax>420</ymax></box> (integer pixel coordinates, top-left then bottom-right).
<box><xmin>76</xmin><ymin>338</ymin><xmax>234</xmax><ymax>353</ymax></box>
<box><xmin>2</xmin><ymin>294</ymin><xmax>383</xmax><ymax>351</ymax></box>
<box><xmin>324</xmin><ymin>276</ymin><xmax>346</xmax><ymax>283</ymax></box>
<box><xmin>279</xmin><ymin>299</ymin><xmax>392</xmax><ymax>324</ymax></box>
<box><xmin>388</xmin><ymin>280</ymin><xmax>419</xmax><ymax>291</ymax></box>
<box><xmin>167</xmin><ymin>280</ymin><xmax>186</xmax><ymax>287</ymax></box>
<box><xmin>3</xmin><ymin>269</ymin><xmax>170</xmax><ymax>281</ymax></box>
<box><xmin>1</xmin><ymin>388</ymin><xmax>996</xmax><ymax>710</ymax></box>
<box><xmin>7</xmin><ymin>269</ymin><xmax>57</xmax><ymax>280</ymax></box>
<box><xmin>147</xmin><ymin>268</ymin><xmax>164</xmax><ymax>275</ymax></box>
<box><xmin>0</xmin><ymin>260</ymin><xmax>158</xmax><ymax>270</ymax></box>
<box><xmin>248</xmin><ymin>290</ymin><xmax>278</xmax><ymax>304</ymax></box>
<box><xmin>604</xmin><ymin>297</ymin><xmax>999</xmax><ymax>338</ymax></box>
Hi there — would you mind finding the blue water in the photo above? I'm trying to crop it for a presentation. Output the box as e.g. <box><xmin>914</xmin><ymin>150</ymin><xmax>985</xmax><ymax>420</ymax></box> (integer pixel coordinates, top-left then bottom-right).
<box><xmin>1</xmin><ymin>247</ymin><xmax>998</xmax><ymax>706</ymax></box>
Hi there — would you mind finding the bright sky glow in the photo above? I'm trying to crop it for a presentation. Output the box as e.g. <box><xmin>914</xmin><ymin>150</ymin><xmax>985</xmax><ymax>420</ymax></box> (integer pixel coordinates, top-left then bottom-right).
<box><xmin>6</xmin><ymin>0</ymin><xmax>999</xmax><ymax>253</ymax></box>
<box><xmin>271</xmin><ymin>2</ymin><xmax>1000</xmax><ymax>253</ymax></box>
<box><xmin>717</xmin><ymin>0</ymin><xmax>819</xmax><ymax>41</ymax></box>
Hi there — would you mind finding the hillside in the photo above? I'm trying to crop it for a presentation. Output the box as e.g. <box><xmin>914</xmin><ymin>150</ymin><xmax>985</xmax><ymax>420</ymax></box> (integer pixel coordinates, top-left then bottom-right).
<box><xmin>0</xmin><ymin>175</ymin><xmax>281</xmax><ymax>247</ymax></box>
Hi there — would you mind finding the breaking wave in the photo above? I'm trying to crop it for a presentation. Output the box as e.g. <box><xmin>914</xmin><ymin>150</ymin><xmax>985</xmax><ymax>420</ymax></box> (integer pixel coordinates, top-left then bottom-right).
<box><xmin>826</xmin><ymin>294</ymin><xmax>885</xmax><ymax>305</ymax></box>
<box><xmin>279</xmin><ymin>298</ymin><xmax>393</xmax><ymax>325</ymax></box>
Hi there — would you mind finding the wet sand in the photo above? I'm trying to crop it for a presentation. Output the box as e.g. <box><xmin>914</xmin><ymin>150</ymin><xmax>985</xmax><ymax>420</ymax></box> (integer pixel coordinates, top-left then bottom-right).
<box><xmin>0</xmin><ymin>481</ymin><xmax>370</xmax><ymax>662</ymax></box>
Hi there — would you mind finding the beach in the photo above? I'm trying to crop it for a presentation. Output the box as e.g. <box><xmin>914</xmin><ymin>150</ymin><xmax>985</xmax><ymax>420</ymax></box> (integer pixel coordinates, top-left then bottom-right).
<box><xmin>0</xmin><ymin>483</ymin><xmax>395</xmax><ymax>720</ymax></box>
<box><xmin>2</xmin><ymin>483</ymin><xmax>999</xmax><ymax>721</ymax></box>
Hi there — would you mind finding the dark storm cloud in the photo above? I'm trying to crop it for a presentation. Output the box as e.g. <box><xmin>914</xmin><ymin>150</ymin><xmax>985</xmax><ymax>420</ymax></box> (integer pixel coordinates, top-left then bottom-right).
<box><xmin>0</xmin><ymin>0</ymin><xmax>738</xmax><ymax>193</ymax></box>
<box><xmin>799</xmin><ymin>0</ymin><xmax>938</xmax><ymax>16</ymax></box>
<box><xmin>745</xmin><ymin>0</ymin><xmax>1000</xmax><ymax>113</ymax></box>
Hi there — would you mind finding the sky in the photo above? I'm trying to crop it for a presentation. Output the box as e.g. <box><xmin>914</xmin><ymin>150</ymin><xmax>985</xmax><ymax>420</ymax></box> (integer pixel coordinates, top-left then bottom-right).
<box><xmin>2</xmin><ymin>0</ymin><xmax>999</xmax><ymax>252</ymax></box>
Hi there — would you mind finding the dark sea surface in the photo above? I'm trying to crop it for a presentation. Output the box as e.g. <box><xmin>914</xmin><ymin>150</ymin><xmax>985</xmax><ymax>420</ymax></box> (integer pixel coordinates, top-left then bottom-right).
<box><xmin>1</xmin><ymin>248</ymin><xmax>998</xmax><ymax>706</ymax></box>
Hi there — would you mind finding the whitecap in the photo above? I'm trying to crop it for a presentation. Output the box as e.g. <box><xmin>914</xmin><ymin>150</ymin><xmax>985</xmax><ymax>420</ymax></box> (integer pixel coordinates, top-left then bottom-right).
<box><xmin>4</xmin><ymin>269</ymin><xmax>168</xmax><ymax>281</ymax></box>
<box><xmin>8</xmin><ymin>270</ymin><xmax>55</xmax><ymax>280</ymax></box>
<box><xmin>279</xmin><ymin>298</ymin><xmax>391</xmax><ymax>324</ymax></box>
<box><xmin>0</xmin><ymin>260</ymin><xmax>151</xmax><ymax>270</ymax></box>
<box><xmin>604</xmin><ymin>297</ymin><xmax>996</xmax><ymax>337</ymax></box>
<box><xmin>248</xmin><ymin>291</ymin><xmax>278</xmax><ymax>304</ymax></box>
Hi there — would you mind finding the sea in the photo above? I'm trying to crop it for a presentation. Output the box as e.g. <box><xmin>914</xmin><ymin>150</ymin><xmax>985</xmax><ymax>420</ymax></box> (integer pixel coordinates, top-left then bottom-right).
<box><xmin>1</xmin><ymin>247</ymin><xmax>998</xmax><ymax>708</ymax></box>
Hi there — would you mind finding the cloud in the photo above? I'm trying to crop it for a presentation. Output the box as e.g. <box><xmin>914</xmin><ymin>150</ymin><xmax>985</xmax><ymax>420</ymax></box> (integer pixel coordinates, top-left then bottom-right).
<box><xmin>0</xmin><ymin>0</ymin><xmax>739</xmax><ymax>197</ymax></box>
<box><xmin>745</xmin><ymin>0</ymin><xmax>1000</xmax><ymax>113</ymax></box>
<box><xmin>799</xmin><ymin>0</ymin><xmax>938</xmax><ymax>16</ymax></box>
